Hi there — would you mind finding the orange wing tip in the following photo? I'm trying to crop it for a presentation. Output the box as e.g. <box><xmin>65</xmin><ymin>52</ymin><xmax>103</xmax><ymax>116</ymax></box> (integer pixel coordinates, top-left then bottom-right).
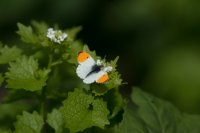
<box><xmin>96</xmin><ymin>73</ymin><xmax>109</xmax><ymax>83</ymax></box>
<box><xmin>77</xmin><ymin>51</ymin><xmax>91</xmax><ymax>63</ymax></box>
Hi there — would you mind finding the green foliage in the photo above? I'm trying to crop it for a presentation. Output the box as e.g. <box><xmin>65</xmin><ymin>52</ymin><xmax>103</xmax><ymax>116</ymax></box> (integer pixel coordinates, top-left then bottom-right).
<box><xmin>0</xmin><ymin>45</ymin><xmax>22</xmax><ymax>64</ymax></box>
<box><xmin>105</xmin><ymin>57</ymin><xmax>122</xmax><ymax>89</ymax></box>
<box><xmin>104</xmin><ymin>89</ymin><xmax>124</xmax><ymax>119</ymax></box>
<box><xmin>17</xmin><ymin>23</ymin><xmax>38</xmax><ymax>44</ymax></box>
<box><xmin>0</xmin><ymin>102</ymin><xmax>32</xmax><ymax>129</ymax></box>
<box><xmin>60</xmin><ymin>88</ymin><xmax>110</xmax><ymax>133</ymax></box>
<box><xmin>145</xmin><ymin>46</ymin><xmax>200</xmax><ymax>113</ymax></box>
<box><xmin>114</xmin><ymin>88</ymin><xmax>200</xmax><ymax>133</ymax></box>
<box><xmin>66</xmin><ymin>41</ymin><xmax>84</xmax><ymax>64</ymax></box>
<box><xmin>66</xmin><ymin>26</ymin><xmax>82</xmax><ymax>41</ymax></box>
<box><xmin>6</xmin><ymin>56</ymin><xmax>50</xmax><ymax>91</ymax></box>
<box><xmin>0</xmin><ymin>21</ymin><xmax>123</xmax><ymax>133</ymax></box>
<box><xmin>10</xmin><ymin>21</ymin><xmax>200</xmax><ymax>133</ymax></box>
<box><xmin>0</xmin><ymin>128</ymin><xmax>12</xmax><ymax>133</ymax></box>
<box><xmin>0</xmin><ymin>73</ymin><xmax>4</xmax><ymax>86</ymax></box>
<box><xmin>14</xmin><ymin>111</ymin><xmax>44</xmax><ymax>133</ymax></box>
<box><xmin>47</xmin><ymin>109</ymin><xmax>64</xmax><ymax>133</ymax></box>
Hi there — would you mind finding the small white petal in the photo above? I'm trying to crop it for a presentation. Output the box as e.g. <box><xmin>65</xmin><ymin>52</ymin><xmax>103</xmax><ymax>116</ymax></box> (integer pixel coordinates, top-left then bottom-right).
<box><xmin>46</xmin><ymin>28</ymin><xmax>68</xmax><ymax>44</ymax></box>
<box><xmin>96</xmin><ymin>60</ymin><xmax>103</xmax><ymax>66</ymax></box>
<box><xmin>104</xmin><ymin>66</ymin><xmax>113</xmax><ymax>72</ymax></box>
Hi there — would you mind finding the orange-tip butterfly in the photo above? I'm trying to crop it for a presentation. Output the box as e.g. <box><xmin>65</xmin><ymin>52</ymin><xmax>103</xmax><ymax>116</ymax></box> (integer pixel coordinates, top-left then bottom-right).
<box><xmin>76</xmin><ymin>51</ymin><xmax>113</xmax><ymax>84</ymax></box>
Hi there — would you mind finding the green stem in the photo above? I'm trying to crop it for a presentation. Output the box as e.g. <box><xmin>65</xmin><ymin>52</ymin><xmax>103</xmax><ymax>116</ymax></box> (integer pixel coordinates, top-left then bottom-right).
<box><xmin>40</xmin><ymin>86</ymin><xmax>47</xmax><ymax>133</ymax></box>
<box><xmin>47</xmin><ymin>55</ymin><xmax>53</xmax><ymax>69</ymax></box>
<box><xmin>41</xmin><ymin>54</ymin><xmax>53</xmax><ymax>115</ymax></box>
<box><xmin>40</xmin><ymin>101</ymin><xmax>45</xmax><ymax>117</ymax></box>
<box><xmin>51</xmin><ymin>60</ymin><xmax>63</xmax><ymax>67</ymax></box>
<box><xmin>40</xmin><ymin>54</ymin><xmax>54</xmax><ymax>132</ymax></box>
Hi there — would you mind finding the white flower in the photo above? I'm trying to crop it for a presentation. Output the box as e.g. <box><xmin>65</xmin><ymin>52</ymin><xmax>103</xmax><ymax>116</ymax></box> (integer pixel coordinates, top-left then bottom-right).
<box><xmin>96</xmin><ymin>59</ymin><xmax>113</xmax><ymax>72</ymax></box>
<box><xmin>96</xmin><ymin>59</ymin><xmax>103</xmax><ymax>66</ymax></box>
<box><xmin>47</xmin><ymin>28</ymin><xmax>68</xmax><ymax>44</ymax></box>
<box><xmin>103</xmin><ymin>66</ymin><xmax>113</xmax><ymax>72</ymax></box>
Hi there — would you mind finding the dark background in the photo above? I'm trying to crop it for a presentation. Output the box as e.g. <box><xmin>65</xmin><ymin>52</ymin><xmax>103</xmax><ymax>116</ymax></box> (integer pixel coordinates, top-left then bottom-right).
<box><xmin>1</xmin><ymin>0</ymin><xmax>200</xmax><ymax>113</ymax></box>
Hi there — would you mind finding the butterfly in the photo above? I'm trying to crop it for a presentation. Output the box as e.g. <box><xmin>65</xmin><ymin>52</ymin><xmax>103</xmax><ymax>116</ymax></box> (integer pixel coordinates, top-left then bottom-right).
<box><xmin>76</xmin><ymin>51</ymin><xmax>113</xmax><ymax>84</ymax></box>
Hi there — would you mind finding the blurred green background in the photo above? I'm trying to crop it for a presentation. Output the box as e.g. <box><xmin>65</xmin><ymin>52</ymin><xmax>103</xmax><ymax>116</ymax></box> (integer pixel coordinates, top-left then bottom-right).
<box><xmin>1</xmin><ymin>0</ymin><xmax>200</xmax><ymax>113</ymax></box>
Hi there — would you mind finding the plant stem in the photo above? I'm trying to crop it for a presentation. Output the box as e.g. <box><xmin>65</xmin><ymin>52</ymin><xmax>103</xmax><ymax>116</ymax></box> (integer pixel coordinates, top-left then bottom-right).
<box><xmin>40</xmin><ymin>54</ymin><xmax>54</xmax><ymax>132</ymax></box>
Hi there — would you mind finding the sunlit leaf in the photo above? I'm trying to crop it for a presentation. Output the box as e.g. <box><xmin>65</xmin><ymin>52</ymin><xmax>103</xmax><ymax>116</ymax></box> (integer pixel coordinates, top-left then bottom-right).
<box><xmin>47</xmin><ymin>109</ymin><xmax>64</xmax><ymax>133</ymax></box>
<box><xmin>14</xmin><ymin>111</ymin><xmax>44</xmax><ymax>133</ymax></box>
<box><xmin>6</xmin><ymin>56</ymin><xmax>50</xmax><ymax>91</ymax></box>
<box><xmin>60</xmin><ymin>88</ymin><xmax>110</xmax><ymax>133</ymax></box>
<box><xmin>0</xmin><ymin>45</ymin><xmax>22</xmax><ymax>64</ymax></box>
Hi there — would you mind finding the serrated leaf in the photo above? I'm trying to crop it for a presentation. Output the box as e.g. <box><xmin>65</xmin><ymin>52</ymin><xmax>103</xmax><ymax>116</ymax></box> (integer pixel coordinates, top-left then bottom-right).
<box><xmin>83</xmin><ymin>45</ymin><xmax>100</xmax><ymax>60</ymax></box>
<box><xmin>17</xmin><ymin>23</ymin><xmax>38</xmax><ymax>44</ymax></box>
<box><xmin>66</xmin><ymin>26</ymin><xmax>82</xmax><ymax>41</ymax></box>
<box><xmin>106</xmin><ymin>57</ymin><xmax>122</xmax><ymax>88</ymax></box>
<box><xmin>31</xmin><ymin>21</ymin><xmax>48</xmax><ymax>35</ymax></box>
<box><xmin>60</xmin><ymin>88</ymin><xmax>110</xmax><ymax>133</ymax></box>
<box><xmin>0</xmin><ymin>73</ymin><xmax>4</xmax><ymax>86</ymax></box>
<box><xmin>31</xmin><ymin>21</ymin><xmax>49</xmax><ymax>47</ymax></box>
<box><xmin>0</xmin><ymin>45</ymin><xmax>22</xmax><ymax>64</ymax></box>
<box><xmin>6</xmin><ymin>56</ymin><xmax>50</xmax><ymax>91</ymax></box>
<box><xmin>105</xmin><ymin>57</ymin><xmax>122</xmax><ymax>89</ymax></box>
<box><xmin>14</xmin><ymin>111</ymin><xmax>44</xmax><ymax>133</ymax></box>
<box><xmin>67</xmin><ymin>41</ymin><xmax>83</xmax><ymax>64</ymax></box>
<box><xmin>106</xmin><ymin>56</ymin><xmax>119</xmax><ymax>71</ymax></box>
<box><xmin>47</xmin><ymin>109</ymin><xmax>64</xmax><ymax>133</ymax></box>
<box><xmin>115</xmin><ymin>88</ymin><xmax>200</xmax><ymax>133</ymax></box>
<box><xmin>105</xmin><ymin>71</ymin><xmax>122</xmax><ymax>89</ymax></box>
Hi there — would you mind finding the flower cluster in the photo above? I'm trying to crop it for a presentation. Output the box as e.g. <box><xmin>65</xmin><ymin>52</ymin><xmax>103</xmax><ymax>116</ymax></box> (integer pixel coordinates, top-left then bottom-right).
<box><xmin>47</xmin><ymin>28</ymin><xmax>68</xmax><ymax>44</ymax></box>
<box><xmin>96</xmin><ymin>59</ymin><xmax>113</xmax><ymax>72</ymax></box>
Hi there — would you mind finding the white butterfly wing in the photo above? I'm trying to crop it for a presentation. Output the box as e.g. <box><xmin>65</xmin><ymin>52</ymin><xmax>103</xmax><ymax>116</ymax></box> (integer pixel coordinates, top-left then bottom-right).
<box><xmin>76</xmin><ymin>57</ymin><xmax>96</xmax><ymax>79</ymax></box>
<box><xmin>83</xmin><ymin>72</ymin><xmax>98</xmax><ymax>84</ymax></box>
<box><xmin>83</xmin><ymin>70</ymin><xmax>106</xmax><ymax>84</ymax></box>
<box><xmin>76</xmin><ymin>64</ymin><xmax>92</xmax><ymax>79</ymax></box>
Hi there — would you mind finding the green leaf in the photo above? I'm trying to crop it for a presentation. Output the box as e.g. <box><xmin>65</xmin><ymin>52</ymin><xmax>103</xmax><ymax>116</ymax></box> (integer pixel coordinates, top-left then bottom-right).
<box><xmin>0</xmin><ymin>45</ymin><xmax>22</xmax><ymax>64</ymax></box>
<box><xmin>114</xmin><ymin>106</ymin><xmax>148</xmax><ymax>133</ymax></box>
<box><xmin>0</xmin><ymin>128</ymin><xmax>12</xmax><ymax>133</ymax></box>
<box><xmin>105</xmin><ymin>71</ymin><xmax>122</xmax><ymax>89</ymax></box>
<box><xmin>106</xmin><ymin>56</ymin><xmax>119</xmax><ymax>71</ymax></box>
<box><xmin>0</xmin><ymin>102</ymin><xmax>32</xmax><ymax>129</ymax></box>
<box><xmin>17</xmin><ymin>23</ymin><xmax>38</xmax><ymax>44</ymax></box>
<box><xmin>6</xmin><ymin>56</ymin><xmax>50</xmax><ymax>91</ymax></box>
<box><xmin>130</xmin><ymin>88</ymin><xmax>181</xmax><ymax>133</ymax></box>
<box><xmin>83</xmin><ymin>45</ymin><xmax>100</xmax><ymax>60</ymax></box>
<box><xmin>104</xmin><ymin>89</ymin><xmax>124</xmax><ymax>119</ymax></box>
<box><xmin>66</xmin><ymin>26</ymin><xmax>82</xmax><ymax>41</ymax></box>
<box><xmin>46</xmin><ymin>68</ymin><xmax>61</xmax><ymax>99</ymax></box>
<box><xmin>66</xmin><ymin>41</ymin><xmax>83</xmax><ymax>64</ymax></box>
<box><xmin>0</xmin><ymin>102</ymin><xmax>31</xmax><ymax>120</ymax></box>
<box><xmin>47</xmin><ymin>109</ymin><xmax>64</xmax><ymax>133</ymax></box>
<box><xmin>60</xmin><ymin>88</ymin><xmax>110</xmax><ymax>133</ymax></box>
<box><xmin>0</xmin><ymin>73</ymin><xmax>4</xmax><ymax>86</ymax></box>
<box><xmin>31</xmin><ymin>21</ymin><xmax>49</xmax><ymax>47</ymax></box>
<box><xmin>14</xmin><ymin>111</ymin><xmax>44</xmax><ymax>133</ymax></box>
<box><xmin>105</xmin><ymin>57</ymin><xmax>123</xmax><ymax>89</ymax></box>
<box><xmin>178</xmin><ymin>114</ymin><xmax>200</xmax><ymax>133</ymax></box>
<box><xmin>31</xmin><ymin>21</ymin><xmax>48</xmax><ymax>35</ymax></box>
<box><xmin>114</xmin><ymin>88</ymin><xmax>200</xmax><ymax>133</ymax></box>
